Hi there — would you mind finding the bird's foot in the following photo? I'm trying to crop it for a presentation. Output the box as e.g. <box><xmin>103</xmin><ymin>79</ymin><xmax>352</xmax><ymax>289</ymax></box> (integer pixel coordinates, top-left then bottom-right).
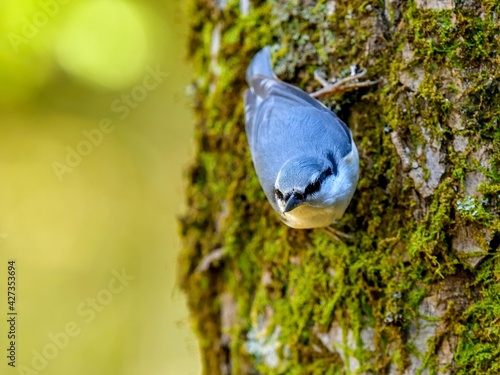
<box><xmin>310</xmin><ymin>65</ymin><xmax>378</xmax><ymax>98</ymax></box>
<box><xmin>322</xmin><ymin>226</ymin><xmax>353</xmax><ymax>242</ymax></box>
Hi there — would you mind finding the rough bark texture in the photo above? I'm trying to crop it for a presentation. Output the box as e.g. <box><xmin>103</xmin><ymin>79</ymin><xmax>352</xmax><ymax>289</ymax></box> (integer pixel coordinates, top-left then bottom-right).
<box><xmin>179</xmin><ymin>0</ymin><xmax>500</xmax><ymax>374</ymax></box>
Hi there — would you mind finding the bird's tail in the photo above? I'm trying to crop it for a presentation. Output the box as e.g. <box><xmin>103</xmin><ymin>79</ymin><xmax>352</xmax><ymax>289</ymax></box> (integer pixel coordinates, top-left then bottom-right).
<box><xmin>246</xmin><ymin>46</ymin><xmax>276</xmax><ymax>83</ymax></box>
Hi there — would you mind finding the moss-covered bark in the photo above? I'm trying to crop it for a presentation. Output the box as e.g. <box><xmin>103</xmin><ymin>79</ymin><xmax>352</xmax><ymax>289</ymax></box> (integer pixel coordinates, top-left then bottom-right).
<box><xmin>179</xmin><ymin>0</ymin><xmax>500</xmax><ymax>373</ymax></box>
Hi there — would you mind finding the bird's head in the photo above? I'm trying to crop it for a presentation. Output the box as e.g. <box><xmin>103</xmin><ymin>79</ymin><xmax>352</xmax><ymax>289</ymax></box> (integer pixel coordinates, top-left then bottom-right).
<box><xmin>274</xmin><ymin>155</ymin><xmax>339</xmax><ymax>214</ymax></box>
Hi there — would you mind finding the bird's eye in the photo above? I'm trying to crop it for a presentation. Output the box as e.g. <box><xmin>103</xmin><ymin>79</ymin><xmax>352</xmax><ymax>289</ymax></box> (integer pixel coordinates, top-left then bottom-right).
<box><xmin>274</xmin><ymin>188</ymin><xmax>284</xmax><ymax>200</ymax></box>
<box><xmin>294</xmin><ymin>192</ymin><xmax>304</xmax><ymax>200</ymax></box>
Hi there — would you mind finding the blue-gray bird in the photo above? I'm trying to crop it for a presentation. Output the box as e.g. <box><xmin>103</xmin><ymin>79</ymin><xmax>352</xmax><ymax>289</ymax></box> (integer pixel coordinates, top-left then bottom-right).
<box><xmin>244</xmin><ymin>47</ymin><xmax>364</xmax><ymax>229</ymax></box>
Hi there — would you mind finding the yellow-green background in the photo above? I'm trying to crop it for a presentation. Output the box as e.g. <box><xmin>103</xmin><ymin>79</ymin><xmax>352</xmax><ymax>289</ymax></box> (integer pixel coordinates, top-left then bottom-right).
<box><xmin>0</xmin><ymin>0</ymin><xmax>200</xmax><ymax>374</ymax></box>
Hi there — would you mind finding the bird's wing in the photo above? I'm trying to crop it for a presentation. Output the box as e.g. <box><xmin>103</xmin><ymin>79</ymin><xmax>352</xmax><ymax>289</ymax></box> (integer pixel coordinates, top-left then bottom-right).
<box><xmin>246</xmin><ymin>77</ymin><xmax>351</xmax><ymax>143</ymax></box>
<box><xmin>246</xmin><ymin>77</ymin><xmax>352</xmax><ymax>157</ymax></box>
<box><xmin>244</xmin><ymin>88</ymin><xmax>258</xmax><ymax>150</ymax></box>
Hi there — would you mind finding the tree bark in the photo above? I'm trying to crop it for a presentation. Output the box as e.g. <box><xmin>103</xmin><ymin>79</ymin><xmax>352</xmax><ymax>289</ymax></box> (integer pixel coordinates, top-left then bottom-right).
<box><xmin>179</xmin><ymin>0</ymin><xmax>500</xmax><ymax>374</ymax></box>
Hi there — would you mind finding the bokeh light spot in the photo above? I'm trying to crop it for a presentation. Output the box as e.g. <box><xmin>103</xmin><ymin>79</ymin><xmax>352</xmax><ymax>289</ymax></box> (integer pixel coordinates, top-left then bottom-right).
<box><xmin>56</xmin><ymin>0</ymin><xmax>150</xmax><ymax>90</ymax></box>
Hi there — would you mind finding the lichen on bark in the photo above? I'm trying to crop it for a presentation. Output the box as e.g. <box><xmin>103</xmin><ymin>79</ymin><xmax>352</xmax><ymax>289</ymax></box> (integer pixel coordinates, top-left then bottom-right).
<box><xmin>179</xmin><ymin>0</ymin><xmax>500</xmax><ymax>374</ymax></box>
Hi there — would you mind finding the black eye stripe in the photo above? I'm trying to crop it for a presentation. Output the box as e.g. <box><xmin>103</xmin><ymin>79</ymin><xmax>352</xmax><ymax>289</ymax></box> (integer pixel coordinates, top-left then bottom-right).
<box><xmin>275</xmin><ymin>155</ymin><xmax>336</xmax><ymax>201</ymax></box>
<box><xmin>274</xmin><ymin>188</ymin><xmax>284</xmax><ymax>200</ymax></box>
<box><xmin>304</xmin><ymin>179</ymin><xmax>320</xmax><ymax>196</ymax></box>
<box><xmin>303</xmin><ymin>167</ymin><xmax>333</xmax><ymax>197</ymax></box>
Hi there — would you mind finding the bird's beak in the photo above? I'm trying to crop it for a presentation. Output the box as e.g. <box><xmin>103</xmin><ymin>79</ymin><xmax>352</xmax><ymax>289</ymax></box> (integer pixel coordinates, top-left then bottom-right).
<box><xmin>283</xmin><ymin>194</ymin><xmax>303</xmax><ymax>213</ymax></box>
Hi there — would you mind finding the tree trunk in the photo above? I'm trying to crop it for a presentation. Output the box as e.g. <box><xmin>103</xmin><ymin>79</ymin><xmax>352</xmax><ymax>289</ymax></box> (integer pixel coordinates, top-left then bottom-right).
<box><xmin>179</xmin><ymin>0</ymin><xmax>500</xmax><ymax>374</ymax></box>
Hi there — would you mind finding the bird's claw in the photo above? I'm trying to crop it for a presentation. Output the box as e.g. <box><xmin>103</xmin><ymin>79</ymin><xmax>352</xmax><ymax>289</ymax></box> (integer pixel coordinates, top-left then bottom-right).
<box><xmin>322</xmin><ymin>226</ymin><xmax>354</xmax><ymax>242</ymax></box>
<box><xmin>310</xmin><ymin>65</ymin><xmax>378</xmax><ymax>98</ymax></box>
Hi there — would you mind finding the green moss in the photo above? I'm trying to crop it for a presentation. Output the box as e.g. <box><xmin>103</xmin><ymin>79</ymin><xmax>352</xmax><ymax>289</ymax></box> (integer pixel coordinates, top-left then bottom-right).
<box><xmin>179</xmin><ymin>0</ymin><xmax>500</xmax><ymax>373</ymax></box>
<box><xmin>454</xmin><ymin>257</ymin><xmax>500</xmax><ymax>374</ymax></box>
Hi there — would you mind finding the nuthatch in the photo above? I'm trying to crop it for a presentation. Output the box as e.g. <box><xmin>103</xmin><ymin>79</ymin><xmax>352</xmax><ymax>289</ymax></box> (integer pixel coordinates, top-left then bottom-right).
<box><xmin>244</xmin><ymin>47</ymin><xmax>376</xmax><ymax>229</ymax></box>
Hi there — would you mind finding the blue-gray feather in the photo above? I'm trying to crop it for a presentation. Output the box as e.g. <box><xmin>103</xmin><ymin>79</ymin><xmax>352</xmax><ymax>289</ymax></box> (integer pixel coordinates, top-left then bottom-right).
<box><xmin>245</xmin><ymin>46</ymin><xmax>276</xmax><ymax>82</ymax></box>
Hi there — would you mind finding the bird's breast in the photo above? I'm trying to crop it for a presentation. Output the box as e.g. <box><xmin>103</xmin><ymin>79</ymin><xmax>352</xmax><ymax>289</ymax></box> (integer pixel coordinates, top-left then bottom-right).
<box><xmin>280</xmin><ymin>204</ymin><xmax>342</xmax><ymax>229</ymax></box>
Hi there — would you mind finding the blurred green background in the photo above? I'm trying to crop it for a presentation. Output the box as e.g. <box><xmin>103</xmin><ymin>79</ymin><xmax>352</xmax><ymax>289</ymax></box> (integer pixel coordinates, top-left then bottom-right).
<box><xmin>0</xmin><ymin>0</ymin><xmax>200</xmax><ymax>374</ymax></box>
